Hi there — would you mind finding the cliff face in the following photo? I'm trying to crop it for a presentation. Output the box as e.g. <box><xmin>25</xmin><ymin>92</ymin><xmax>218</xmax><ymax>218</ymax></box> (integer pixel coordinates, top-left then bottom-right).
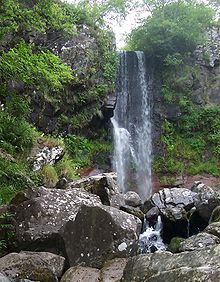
<box><xmin>152</xmin><ymin>27</ymin><xmax>220</xmax><ymax>155</ymax></box>
<box><xmin>30</xmin><ymin>24</ymin><xmax>117</xmax><ymax>134</ymax></box>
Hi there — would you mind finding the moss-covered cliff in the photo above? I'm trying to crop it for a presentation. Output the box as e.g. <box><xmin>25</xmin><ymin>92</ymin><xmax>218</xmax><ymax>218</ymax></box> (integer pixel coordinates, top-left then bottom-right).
<box><xmin>0</xmin><ymin>0</ymin><xmax>117</xmax><ymax>204</ymax></box>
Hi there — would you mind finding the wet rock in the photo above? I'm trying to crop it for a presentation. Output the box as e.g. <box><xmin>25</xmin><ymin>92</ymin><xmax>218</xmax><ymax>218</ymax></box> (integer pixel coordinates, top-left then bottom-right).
<box><xmin>60</xmin><ymin>205</ymin><xmax>141</xmax><ymax>268</ymax></box>
<box><xmin>10</xmin><ymin>186</ymin><xmax>101</xmax><ymax>253</ymax></box>
<box><xmin>67</xmin><ymin>173</ymin><xmax>124</xmax><ymax>208</ymax></box>
<box><xmin>124</xmin><ymin>191</ymin><xmax>142</xmax><ymax>207</ymax></box>
<box><xmin>192</xmin><ymin>182</ymin><xmax>220</xmax><ymax>222</ymax></box>
<box><xmin>144</xmin><ymin>206</ymin><xmax>160</xmax><ymax>223</ymax></box>
<box><xmin>99</xmin><ymin>258</ymin><xmax>128</xmax><ymax>282</ymax></box>
<box><xmin>28</xmin><ymin>139</ymin><xmax>64</xmax><ymax>171</ymax></box>
<box><xmin>0</xmin><ymin>252</ymin><xmax>65</xmax><ymax>282</ymax></box>
<box><xmin>121</xmin><ymin>244</ymin><xmax>220</xmax><ymax>282</ymax></box>
<box><xmin>143</xmin><ymin>188</ymin><xmax>198</xmax><ymax>240</ymax></box>
<box><xmin>205</xmin><ymin>222</ymin><xmax>220</xmax><ymax>239</ymax></box>
<box><xmin>60</xmin><ymin>266</ymin><xmax>100</xmax><ymax>282</ymax></box>
<box><xmin>179</xmin><ymin>232</ymin><xmax>220</xmax><ymax>251</ymax></box>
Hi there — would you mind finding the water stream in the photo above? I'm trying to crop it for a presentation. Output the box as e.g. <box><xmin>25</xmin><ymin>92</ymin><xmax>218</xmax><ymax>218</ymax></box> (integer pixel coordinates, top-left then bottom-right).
<box><xmin>139</xmin><ymin>216</ymin><xmax>166</xmax><ymax>253</ymax></box>
<box><xmin>111</xmin><ymin>51</ymin><xmax>152</xmax><ymax>201</ymax></box>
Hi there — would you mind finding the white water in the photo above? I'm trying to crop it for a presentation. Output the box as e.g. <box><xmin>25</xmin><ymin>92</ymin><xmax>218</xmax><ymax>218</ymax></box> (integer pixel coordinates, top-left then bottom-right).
<box><xmin>139</xmin><ymin>216</ymin><xmax>166</xmax><ymax>253</ymax></box>
<box><xmin>111</xmin><ymin>51</ymin><xmax>152</xmax><ymax>201</ymax></box>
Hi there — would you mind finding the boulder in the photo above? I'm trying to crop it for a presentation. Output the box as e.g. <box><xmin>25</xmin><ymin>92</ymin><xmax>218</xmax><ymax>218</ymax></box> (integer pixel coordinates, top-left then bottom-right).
<box><xmin>60</xmin><ymin>205</ymin><xmax>141</xmax><ymax>268</ymax></box>
<box><xmin>205</xmin><ymin>222</ymin><xmax>220</xmax><ymax>239</ymax></box>
<box><xmin>120</xmin><ymin>205</ymin><xmax>145</xmax><ymax>221</ymax></box>
<box><xmin>143</xmin><ymin>185</ymin><xmax>220</xmax><ymax>242</ymax></box>
<box><xmin>143</xmin><ymin>188</ymin><xmax>198</xmax><ymax>241</ymax></box>
<box><xmin>99</xmin><ymin>258</ymin><xmax>128</xmax><ymax>282</ymax></box>
<box><xmin>121</xmin><ymin>244</ymin><xmax>220</xmax><ymax>282</ymax></box>
<box><xmin>150</xmin><ymin>188</ymin><xmax>197</xmax><ymax>211</ymax></box>
<box><xmin>0</xmin><ymin>252</ymin><xmax>65</xmax><ymax>282</ymax></box>
<box><xmin>0</xmin><ymin>273</ymin><xmax>11</xmax><ymax>282</ymax></box>
<box><xmin>67</xmin><ymin>173</ymin><xmax>125</xmax><ymax>208</ymax></box>
<box><xmin>60</xmin><ymin>266</ymin><xmax>100</xmax><ymax>282</ymax></box>
<box><xmin>192</xmin><ymin>182</ymin><xmax>220</xmax><ymax>222</ymax></box>
<box><xmin>124</xmin><ymin>191</ymin><xmax>142</xmax><ymax>207</ymax></box>
<box><xmin>28</xmin><ymin>139</ymin><xmax>64</xmax><ymax>172</ymax></box>
<box><xmin>179</xmin><ymin>232</ymin><xmax>220</xmax><ymax>251</ymax></box>
<box><xmin>10</xmin><ymin>186</ymin><xmax>102</xmax><ymax>253</ymax></box>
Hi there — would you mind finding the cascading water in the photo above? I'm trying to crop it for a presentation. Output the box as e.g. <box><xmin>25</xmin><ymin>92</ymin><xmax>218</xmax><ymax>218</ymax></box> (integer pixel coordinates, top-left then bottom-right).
<box><xmin>139</xmin><ymin>216</ymin><xmax>166</xmax><ymax>253</ymax></box>
<box><xmin>111</xmin><ymin>51</ymin><xmax>152</xmax><ymax>201</ymax></box>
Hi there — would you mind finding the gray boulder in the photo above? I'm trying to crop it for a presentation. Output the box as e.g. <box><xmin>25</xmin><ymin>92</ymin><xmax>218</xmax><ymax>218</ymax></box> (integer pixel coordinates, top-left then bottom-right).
<box><xmin>28</xmin><ymin>139</ymin><xmax>64</xmax><ymax>172</ymax></box>
<box><xmin>205</xmin><ymin>222</ymin><xmax>220</xmax><ymax>239</ymax></box>
<box><xmin>99</xmin><ymin>258</ymin><xmax>128</xmax><ymax>282</ymax></box>
<box><xmin>60</xmin><ymin>266</ymin><xmax>100</xmax><ymax>282</ymax></box>
<box><xmin>10</xmin><ymin>186</ymin><xmax>101</xmax><ymax>253</ymax></box>
<box><xmin>121</xmin><ymin>244</ymin><xmax>220</xmax><ymax>282</ymax></box>
<box><xmin>60</xmin><ymin>205</ymin><xmax>141</xmax><ymax>268</ymax></box>
<box><xmin>0</xmin><ymin>252</ymin><xmax>65</xmax><ymax>282</ymax></box>
<box><xmin>151</xmin><ymin>188</ymin><xmax>197</xmax><ymax>211</ymax></box>
<box><xmin>60</xmin><ymin>258</ymin><xmax>127</xmax><ymax>282</ymax></box>
<box><xmin>67</xmin><ymin>173</ymin><xmax>125</xmax><ymax>208</ymax></box>
<box><xmin>179</xmin><ymin>232</ymin><xmax>220</xmax><ymax>251</ymax></box>
<box><xmin>0</xmin><ymin>273</ymin><xmax>11</xmax><ymax>282</ymax></box>
<box><xmin>124</xmin><ymin>191</ymin><xmax>142</xmax><ymax>207</ymax></box>
<box><xmin>192</xmin><ymin>182</ymin><xmax>220</xmax><ymax>222</ymax></box>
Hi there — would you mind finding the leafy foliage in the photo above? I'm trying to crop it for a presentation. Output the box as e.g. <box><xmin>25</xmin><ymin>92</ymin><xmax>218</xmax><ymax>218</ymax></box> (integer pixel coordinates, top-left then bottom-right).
<box><xmin>154</xmin><ymin>106</ymin><xmax>220</xmax><ymax>176</ymax></box>
<box><xmin>127</xmin><ymin>0</ymin><xmax>214</xmax><ymax>62</ymax></box>
<box><xmin>0</xmin><ymin>41</ymin><xmax>74</xmax><ymax>93</ymax></box>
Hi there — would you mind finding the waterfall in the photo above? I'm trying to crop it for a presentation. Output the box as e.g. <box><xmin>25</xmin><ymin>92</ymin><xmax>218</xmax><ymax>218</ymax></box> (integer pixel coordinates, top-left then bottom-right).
<box><xmin>111</xmin><ymin>51</ymin><xmax>152</xmax><ymax>201</ymax></box>
<box><xmin>139</xmin><ymin>216</ymin><xmax>166</xmax><ymax>253</ymax></box>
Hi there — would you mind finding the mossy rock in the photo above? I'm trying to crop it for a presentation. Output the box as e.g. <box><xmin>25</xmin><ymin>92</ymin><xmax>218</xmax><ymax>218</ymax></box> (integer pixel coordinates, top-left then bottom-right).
<box><xmin>209</xmin><ymin>206</ymin><xmax>220</xmax><ymax>223</ymax></box>
<box><xmin>168</xmin><ymin>237</ymin><xmax>185</xmax><ymax>253</ymax></box>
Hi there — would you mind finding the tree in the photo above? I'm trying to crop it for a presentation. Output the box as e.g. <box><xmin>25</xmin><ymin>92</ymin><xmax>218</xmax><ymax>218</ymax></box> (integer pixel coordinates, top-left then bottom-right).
<box><xmin>127</xmin><ymin>0</ymin><xmax>214</xmax><ymax>62</ymax></box>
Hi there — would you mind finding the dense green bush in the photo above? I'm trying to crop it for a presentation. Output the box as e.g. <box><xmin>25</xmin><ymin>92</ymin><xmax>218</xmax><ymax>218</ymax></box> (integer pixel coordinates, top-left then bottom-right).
<box><xmin>127</xmin><ymin>1</ymin><xmax>214</xmax><ymax>62</ymax></box>
<box><xmin>64</xmin><ymin>134</ymin><xmax>111</xmax><ymax>169</ymax></box>
<box><xmin>0</xmin><ymin>156</ymin><xmax>38</xmax><ymax>203</ymax></box>
<box><xmin>154</xmin><ymin>106</ymin><xmax>220</xmax><ymax>176</ymax></box>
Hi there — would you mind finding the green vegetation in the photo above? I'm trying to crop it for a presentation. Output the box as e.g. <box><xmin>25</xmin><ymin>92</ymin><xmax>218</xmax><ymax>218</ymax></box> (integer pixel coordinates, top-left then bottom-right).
<box><xmin>0</xmin><ymin>0</ymin><xmax>117</xmax><ymax>205</ymax></box>
<box><xmin>154</xmin><ymin>105</ymin><xmax>220</xmax><ymax>176</ymax></box>
<box><xmin>127</xmin><ymin>0</ymin><xmax>214</xmax><ymax>63</ymax></box>
<box><xmin>126</xmin><ymin>0</ymin><xmax>220</xmax><ymax>178</ymax></box>
<box><xmin>0</xmin><ymin>212</ymin><xmax>14</xmax><ymax>256</ymax></box>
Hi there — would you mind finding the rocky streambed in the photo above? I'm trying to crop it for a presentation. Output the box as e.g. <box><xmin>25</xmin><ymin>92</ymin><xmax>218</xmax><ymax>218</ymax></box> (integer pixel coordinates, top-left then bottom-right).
<box><xmin>0</xmin><ymin>173</ymin><xmax>220</xmax><ymax>281</ymax></box>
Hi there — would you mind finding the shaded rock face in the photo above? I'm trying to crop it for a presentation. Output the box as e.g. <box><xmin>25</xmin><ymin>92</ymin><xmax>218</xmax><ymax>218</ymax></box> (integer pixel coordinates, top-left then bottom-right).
<box><xmin>0</xmin><ymin>252</ymin><xmax>65</xmax><ymax>282</ymax></box>
<box><xmin>60</xmin><ymin>205</ymin><xmax>141</xmax><ymax>268</ymax></box>
<box><xmin>121</xmin><ymin>244</ymin><xmax>220</xmax><ymax>282</ymax></box>
<box><xmin>10</xmin><ymin>186</ymin><xmax>102</xmax><ymax>254</ymax></box>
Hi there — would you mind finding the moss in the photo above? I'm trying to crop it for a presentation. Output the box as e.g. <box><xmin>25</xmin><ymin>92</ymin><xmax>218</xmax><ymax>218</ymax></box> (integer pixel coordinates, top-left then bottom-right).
<box><xmin>168</xmin><ymin>237</ymin><xmax>185</xmax><ymax>253</ymax></box>
<box><xmin>209</xmin><ymin>206</ymin><xmax>220</xmax><ymax>223</ymax></box>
